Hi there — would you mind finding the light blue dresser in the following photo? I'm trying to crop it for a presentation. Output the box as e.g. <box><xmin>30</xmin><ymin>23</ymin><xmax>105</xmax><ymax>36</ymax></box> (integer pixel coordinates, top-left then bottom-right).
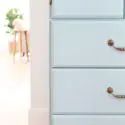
<box><xmin>50</xmin><ymin>0</ymin><xmax>125</xmax><ymax>124</ymax></box>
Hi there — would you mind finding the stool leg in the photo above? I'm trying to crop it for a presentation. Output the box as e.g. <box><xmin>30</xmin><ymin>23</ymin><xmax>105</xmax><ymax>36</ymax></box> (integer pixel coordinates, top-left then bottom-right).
<box><xmin>19</xmin><ymin>31</ymin><xmax>23</xmax><ymax>57</ymax></box>
<box><xmin>13</xmin><ymin>32</ymin><xmax>17</xmax><ymax>63</ymax></box>
<box><xmin>25</xmin><ymin>31</ymin><xmax>29</xmax><ymax>62</ymax></box>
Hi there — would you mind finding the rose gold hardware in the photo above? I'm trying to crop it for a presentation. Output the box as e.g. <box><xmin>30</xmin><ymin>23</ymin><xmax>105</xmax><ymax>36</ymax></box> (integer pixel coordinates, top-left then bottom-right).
<box><xmin>107</xmin><ymin>87</ymin><xmax>125</xmax><ymax>99</ymax></box>
<box><xmin>50</xmin><ymin>0</ymin><xmax>52</xmax><ymax>5</ymax></box>
<box><xmin>107</xmin><ymin>39</ymin><xmax>125</xmax><ymax>52</ymax></box>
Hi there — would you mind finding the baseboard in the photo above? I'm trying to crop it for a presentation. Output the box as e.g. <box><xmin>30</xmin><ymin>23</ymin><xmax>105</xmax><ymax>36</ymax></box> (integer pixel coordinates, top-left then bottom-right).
<box><xmin>29</xmin><ymin>108</ymin><xmax>49</xmax><ymax>125</ymax></box>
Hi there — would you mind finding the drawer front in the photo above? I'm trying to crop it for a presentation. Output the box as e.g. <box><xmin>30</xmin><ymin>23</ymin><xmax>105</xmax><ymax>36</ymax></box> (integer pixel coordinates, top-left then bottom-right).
<box><xmin>51</xmin><ymin>21</ymin><xmax>125</xmax><ymax>67</ymax></box>
<box><xmin>51</xmin><ymin>0</ymin><xmax>123</xmax><ymax>18</ymax></box>
<box><xmin>52</xmin><ymin>115</ymin><xmax>125</xmax><ymax>125</ymax></box>
<box><xmin>52</xmin><ymin>69</ymin><xmax>125</xmax><ymax>114</ymax></box>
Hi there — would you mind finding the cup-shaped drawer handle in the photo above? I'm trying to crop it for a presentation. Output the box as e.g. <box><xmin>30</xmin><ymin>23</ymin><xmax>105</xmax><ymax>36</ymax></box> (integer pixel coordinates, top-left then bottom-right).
<box><xmin>107</xmin><ymin>39</ymin><xmax>125</xmax><ymax>52</ymax></box>
<box><xmin>107</xmin><ymin>87</ymin><xmax>125</xmax><ymax>99</ymax></box>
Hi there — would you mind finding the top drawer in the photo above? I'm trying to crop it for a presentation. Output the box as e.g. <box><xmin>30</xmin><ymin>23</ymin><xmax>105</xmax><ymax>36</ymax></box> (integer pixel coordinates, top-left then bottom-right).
<box><xmin>51</xmin><ymin>0</ymin><xmax>123</xmax><ymax>18</ymax></box>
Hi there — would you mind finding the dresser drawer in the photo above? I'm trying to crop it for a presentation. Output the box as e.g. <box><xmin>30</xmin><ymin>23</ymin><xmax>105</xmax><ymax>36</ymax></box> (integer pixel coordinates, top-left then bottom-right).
<box><xmin>52</xmin><ymin>115</ymin><xmax>125</xmax><ymax>125</ymax></box>
<box><xmin>51</xmin><ymin>0</ymin><xmax>123</xmax><ymax>18</ymax></box>
<box><xmin>51</xmin><ymin>21</ymin><xmax>125</xmax><ymax>67</ymax></box>
<box><xmin>51</xmin><ymin>69</ymin><xmax>125</xmax><ymax>114</ymax></box>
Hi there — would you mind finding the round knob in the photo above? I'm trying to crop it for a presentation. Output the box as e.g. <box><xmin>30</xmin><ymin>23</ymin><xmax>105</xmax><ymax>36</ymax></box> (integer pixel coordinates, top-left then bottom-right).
<box><xmin>107</xmin><ymin>39</ymin><xmax>114</xmax><ymax>46</ymax></box>
<box><xmin>107</xmin><ymin>87</ymin><xmax>113</xmax><ymax>94</ymax></box>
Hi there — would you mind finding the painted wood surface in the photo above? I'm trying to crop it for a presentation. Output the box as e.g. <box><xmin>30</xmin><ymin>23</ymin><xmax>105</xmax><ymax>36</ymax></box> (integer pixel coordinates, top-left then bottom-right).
<box><xmin>52</xmin><ymin>69</ymin><xmax>125</xmax><ymax>114</ymax></box>
<box><xmin>52</xmin><ymin>115</ymin><xmax>125</xmax><ymax>125</ymax></box>
<box><xmin>51</xmin><ymin>0</ymin><xmax>123</xmax><ymax>18</ymax></box>
<box><xmin>51</xmin><ymin>20</ymin><xmax>125</xmax><ymax>67</ymax></box>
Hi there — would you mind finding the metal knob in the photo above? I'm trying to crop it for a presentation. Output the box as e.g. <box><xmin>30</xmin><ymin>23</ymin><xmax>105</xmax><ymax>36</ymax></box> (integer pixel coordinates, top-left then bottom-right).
<box><xmin>107</xmin><ymin>87</ymin><xmax>114</xmax><ymax>94</ymax></box>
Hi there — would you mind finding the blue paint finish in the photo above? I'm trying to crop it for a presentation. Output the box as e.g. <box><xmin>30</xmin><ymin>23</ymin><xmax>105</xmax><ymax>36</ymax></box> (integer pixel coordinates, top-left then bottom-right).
<box><xmin>51</xmin><ymin>0</ymin><xmax>123</xmax><ymax>18</ymax></box>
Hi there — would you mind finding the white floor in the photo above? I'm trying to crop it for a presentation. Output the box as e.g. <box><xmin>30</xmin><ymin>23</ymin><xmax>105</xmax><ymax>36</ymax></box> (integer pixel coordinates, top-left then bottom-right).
<box><xmin>0</xmin><ymin>47</ymin><xmax>30</xmax><ymax>125</ymax></box>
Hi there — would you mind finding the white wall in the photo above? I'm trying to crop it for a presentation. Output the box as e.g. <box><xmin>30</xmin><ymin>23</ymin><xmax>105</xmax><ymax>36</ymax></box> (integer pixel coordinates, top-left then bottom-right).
<box><xmin>29</xmin><ymin>0</ymin><xmax>49</xmax><ymax>125</ymax></box>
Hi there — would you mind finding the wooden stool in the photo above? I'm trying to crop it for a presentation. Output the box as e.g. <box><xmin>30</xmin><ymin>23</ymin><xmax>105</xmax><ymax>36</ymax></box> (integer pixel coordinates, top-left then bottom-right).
<box><xmin>13</xmin><ymin>30</ymin><xmax>29</xmax><ymax>62</ymax></box>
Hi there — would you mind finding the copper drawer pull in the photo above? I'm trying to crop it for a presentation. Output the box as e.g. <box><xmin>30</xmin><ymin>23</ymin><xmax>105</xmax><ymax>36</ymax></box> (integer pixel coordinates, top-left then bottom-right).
<box><xmin>107</xmin><ymin>39</ymin><xmax>125</xmax><ymax>52</ymax></box>
<box><xmin>107</xmin><ymin>87</ymin><xmax>125</xmax><ymax>99</ymax></box>
<box><xmin>50</xmin><ymin>0</ymin><xmax>52</xmax><ymax>5</ymax></box>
